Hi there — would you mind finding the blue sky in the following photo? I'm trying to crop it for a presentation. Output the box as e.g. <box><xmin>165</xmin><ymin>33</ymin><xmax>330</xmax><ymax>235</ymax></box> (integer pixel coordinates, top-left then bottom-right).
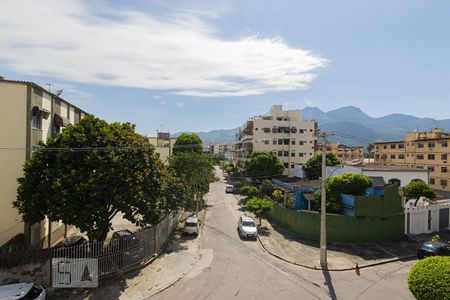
<box><xmin>1</xmin><ymin>0</ymin><xmax>449</xmax><ymax>135</ymax></box>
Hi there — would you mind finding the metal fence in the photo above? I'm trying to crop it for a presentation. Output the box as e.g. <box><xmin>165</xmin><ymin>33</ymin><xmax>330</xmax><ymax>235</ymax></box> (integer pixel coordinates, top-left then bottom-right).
<box><xmin>52</xmin><ymin>211</ymin><xmax>180</xmax><ymax>279</ymax></box>
<box><xmin>0</xmin><ymin>211</ymin><xmax>180</xmax><ymax>285</ymax></box>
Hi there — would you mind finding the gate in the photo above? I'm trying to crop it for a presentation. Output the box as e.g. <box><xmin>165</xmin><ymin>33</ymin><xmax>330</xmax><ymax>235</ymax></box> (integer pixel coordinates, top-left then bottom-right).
<box><xmin>439</xmin><ymin>208</ymin><xmax>449</xmax><ymax>231</ymax></box>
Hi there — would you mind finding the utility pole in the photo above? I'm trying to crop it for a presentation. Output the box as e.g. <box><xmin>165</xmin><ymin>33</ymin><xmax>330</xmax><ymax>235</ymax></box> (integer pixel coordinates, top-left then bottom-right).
<box><xmin>319</xmin><ymin>132</ymin><xmax>332</xmax><ymax>267</ymax></box>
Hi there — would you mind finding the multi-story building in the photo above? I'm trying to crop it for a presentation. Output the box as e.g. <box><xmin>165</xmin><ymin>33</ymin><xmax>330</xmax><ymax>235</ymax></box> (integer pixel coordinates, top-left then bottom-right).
<box><xmin>235</xmin><ymin>105</ymin><xmax>317</xmax><ymax>176</ymax></box>
<box><xmin>148</xmin><ymin>132</ymin><xmax>177</xmax><ymax>164</ymax></box>
<box><xmin>326</xmin><ymin>142</ymin><xmax>364</xmax><ymax>162</ymax></box>
<box><xmin>374</xmin><ymin>128</ymin><xmax>450</xmax><ymax>192</ymax></box>
<box><xmin>210</xmin><ymin>143</ymin><xmax>235</xmax><ymax>161</ymax></box>
<box><xmin>0</xmin><ymin>78</ymin><xmax>88</xmax><ymax>248</ymax></box>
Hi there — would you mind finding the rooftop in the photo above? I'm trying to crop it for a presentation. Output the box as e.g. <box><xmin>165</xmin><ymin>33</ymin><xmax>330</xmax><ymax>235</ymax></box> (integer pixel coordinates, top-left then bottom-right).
<box><xmin>360</xmin><ymin>164</ymin><xmax>428</xmax><ymax>172</ymax></box>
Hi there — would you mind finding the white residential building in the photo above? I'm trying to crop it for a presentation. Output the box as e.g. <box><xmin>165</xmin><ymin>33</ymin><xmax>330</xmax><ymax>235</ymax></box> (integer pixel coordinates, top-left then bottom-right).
<box><xmin>235</xmin><ymin>105</ymin><xmax>317</xmax><ymax>176</ymax></box>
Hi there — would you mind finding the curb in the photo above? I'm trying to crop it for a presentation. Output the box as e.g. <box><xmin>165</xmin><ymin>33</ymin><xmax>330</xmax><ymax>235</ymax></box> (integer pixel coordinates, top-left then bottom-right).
<box><xmin>234</xmin><ymin>194</ymin><xmax>416</xmax><ymax>271</ymax></box>
<box><xmin>148</xmin><ymin>194</ymin><xmax>209</xmax><ymax>297</ymax></box>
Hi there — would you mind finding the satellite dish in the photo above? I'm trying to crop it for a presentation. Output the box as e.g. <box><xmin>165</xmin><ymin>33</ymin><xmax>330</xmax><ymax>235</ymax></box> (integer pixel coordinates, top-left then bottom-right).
<box><xmin>56</xmin><ymin>89</ymin><xmax>63</xmax><ymax>96</ymax></box>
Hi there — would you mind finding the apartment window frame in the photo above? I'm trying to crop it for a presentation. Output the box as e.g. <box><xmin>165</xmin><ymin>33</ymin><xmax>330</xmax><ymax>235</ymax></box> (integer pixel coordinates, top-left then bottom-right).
<box><xmin>442</xmin><ymin>166</ymin><xmax>448</xmax><ymax>173</ymax></box>
<box><xmin>390</xmin><ymin>144</ymin><xmax>396</xmax><ymax>149</ymax></box>
<box><xmin>417</xmin><ymin>143</ymin><xmax>424</xmax><ymax>148</ymax></box>
<box><xmin>398</xmin><ymin>143</ymin><xmax>405</xmax><ymax>149</ymax></box>
<box><xmin>278</xmin><ymin>151</ymin><xmax>283</xmax><ymax>157</ymax></box>
<box><xmin>428</xmin><ymin>142</ymin><xmax>435</xmax><ymax>148</ymax></box>
<box><xmin>427</xmin><ymin>166</ymin><xmax>435</xmax><ymax>172</ymax></box>
<box><xmin>440</xmin><ymin>179</ymin><xmax>448</xmax><ymax>187</ymax></box>
<box><xmin>398</xmin><ymin>154</ymin><xmax>405</xmax><ymax>159</ymax></box>
<box><xmin>441</xmin><ymin>141</ymin><xmax>448</xmax><ymax>147</ymax></box>
<box><xmin>428</xmin><ymin>154</ymin><xmax>435</xmax><ymax>160</ymax></box>
<box><xmin>390</xmin><ymin>154</ymin><xmax>396</xmax><ymax>159</ymax></box>
<box><xmin>416</xmin><ymin>154</ymin><xmax>424</xmax><ymax>160</ymax></box>
<box><xmin>430</xmin><ymin>178</ymin><xmax>435</xmax><ymax>185</ymax></box>
<box><xmin>441</xmin><ymin>153</ymin><xmax>448</xmax><ymax>161</ymax></box>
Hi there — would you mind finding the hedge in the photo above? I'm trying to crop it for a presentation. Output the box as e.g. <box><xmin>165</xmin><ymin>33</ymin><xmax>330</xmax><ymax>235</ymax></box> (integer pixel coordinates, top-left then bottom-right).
<box><xmin>407</xmin><ymin>256</ymin><xmax>450</xmax><ymax>300</ymax></box>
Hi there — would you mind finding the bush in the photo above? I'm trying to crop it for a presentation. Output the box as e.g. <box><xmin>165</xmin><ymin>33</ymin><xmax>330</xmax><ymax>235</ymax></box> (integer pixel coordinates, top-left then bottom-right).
<box><xmin>407</xmin><ymin>256</ymin><xmax>450</xmax><ymax>300</ymax></box>
<box><xmin>244</xmin><ymin>197</ymin><xmax>274</xmax><ymax>225</ymax></box>
<box><xmin>240</xmin><ymin>186</ymin><xmax>261</xmax><ymax>198</ymax></box>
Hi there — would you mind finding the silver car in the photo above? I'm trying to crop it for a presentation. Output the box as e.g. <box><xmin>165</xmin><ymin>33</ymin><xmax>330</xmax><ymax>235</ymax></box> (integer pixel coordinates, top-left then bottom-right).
<box><xmin>237</xmin><ymin>216</ymin><xmax>258</xmax><ymax>240</ymax></box>
<box><xmin>0</xmin><ymin>282</ymin><xmax>46</xmax><ymax>300</ymax></box>
<box><xmin>183</xmin><ymin>217</ymin><xmax>199</xmax><ymax>236</ymax></box>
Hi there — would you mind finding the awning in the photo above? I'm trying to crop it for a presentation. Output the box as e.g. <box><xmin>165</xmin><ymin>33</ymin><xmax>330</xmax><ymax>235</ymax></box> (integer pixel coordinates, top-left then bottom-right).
<box><xmin>54</xmin><ymin>113</ymin><xmax>69</xmax><ymax>127</ymax></box>
<box><xmin>272</xmin><ymin>183</ymin><xmax>291</xmax><ymax>193</ymax></box>
<box><xmin>303</xmin><ymin>193</ymin><xmax>315</xmax><ymax>202</ymax></box>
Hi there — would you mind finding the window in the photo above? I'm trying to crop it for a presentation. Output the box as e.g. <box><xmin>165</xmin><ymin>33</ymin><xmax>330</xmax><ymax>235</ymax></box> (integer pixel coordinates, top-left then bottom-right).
<box><xmin>291</xmin><ymin>140</ymin><xmax>296</xmax><ymax>145</ymax></box>
<box><xmin>440</xmin><ymin>179</ymin><xmax>448</xmax><ymax>186</ymax></box>
<box><xmin>417</xmin><ymin>143</ymin><xmax>424</xmax><ymax>148</ymax></box>
<box><xmin>284</xmin><ymin>163</ymin><xmax>288</xmax><ymax>168</ymax></box>
<box><xmin>428</xmin><ymin>142</ymin><xmax>435</xmax><ymax>148</ymax></box>
<box><xmin>416</xmin><ymin>154</ymin><xmax>424</xmax><ymax>160</ymax></box>
<box><xmin>428</xmin><ymin>154</ymin><xmax>435</xmax><ymax>160</ymax></box>
<box><xmin>31</xmin><ymin>110</ymin><xmax>41</xmax><ymax>129</ymax></box>
<box><xmin>273</xmin><ymin>139</ymin><xmax>277</xmax><ymax>145</ymax></box>
<box><xmin>399</xmin><ymin>154</ymin><xmax>405</xmax><ymax>159</ymax></box>
<box><xmin>299</xmin><ymin>153</ymin><xmax>304</xmax><ymax>157</ymax></box>
<box><xmin>278</xmin><ymin>139</ymin><xmax>283</xmax><ymax>145</ymax></box>
<box><xmin>278</xmin><ymin>151</ymin><xmax>282</xmax><ymax>156</ymax></box>
<box><xmin>299</xmin><ymin>141</ymin><xmax>304</xmax><ymax>145</ymax></box>
<box><xmin>430</xmin><ymin>178</ymin><xmax>435</xmax><ymax>184</ymax></box>
<box><xmin>442</xmin><ymin>154</ymin><xmax>448</xmax><ymax>160</ymax></box>
<box><xmin>284</xmin><ymin>139</ymin><xmax>290</xmax><ymax>145</ymax></box>
<box><xmin>442</xmin><ymin>167</ymin><xmax>448</xmax><ymax>173</ymax></box>
<box><xmin>291</xmin><ymin>163</ymin><xmax>295</xmax><ymax>169</ymax></box>
<box><xmin>390</xmin><ymin>154</ymin><xmax>396</xmax><ymax>159</ymax></box>
<box><xmin>398</xmin><ymin>144</ymin><xmax>405</xmax><ymax>149</ymax></box>
<box><xmin>291</xmin><ymin>152</ymin><xmax>295</xmax><ymax>157</ymax></box>
<box><xmin>390</xmin><ymin>144</ymin><xmax>396</xmax><ymax>149</ymax></box>
<box><xmin>383</xmin><ymin>145</ymin><xmax>387</xmax><ymax>149</ymax></box>
<box><xmin>416</xmin><ymin>166</ymin><xmax>424</xmax><ymax>169</ymax></box>
<box><xmin>442</xmin><ymin>141</ymin><xmax>448</xmax><ymax>147</ymax></box>
<box><xmin>264</xmin><ymin>140</ymin><xmax>269</xmax><ymax>145</ymax></box>
<box><xmin>428</xmin><ymin>166</ymin><xmax>435</xmax><ymax>172</ymax></box>
<box><xmin>255</xmin><ymin>128</ymin><xmax>258</xmax><ymax>131</ymax></box>
<box><xmin>299</xmin><ymin>129</ymin><xmax>304</xmax><ymax>134</ymax></box>
<box><xmin>284</xmin><ymin>151</ymin><xmax>289</xmax><ymax>157</ymax></box>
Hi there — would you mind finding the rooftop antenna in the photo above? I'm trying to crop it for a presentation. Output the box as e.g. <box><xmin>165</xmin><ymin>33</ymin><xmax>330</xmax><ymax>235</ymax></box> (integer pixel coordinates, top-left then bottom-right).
<box><xmin>56</xmin><ymin>89</ymin><xmax>63</xmax><ymax>97</ymax></box>
<box><xmin>45</xmin><ymin>83</ymin><xmax>52</xmax><ymax>92</ymax></box>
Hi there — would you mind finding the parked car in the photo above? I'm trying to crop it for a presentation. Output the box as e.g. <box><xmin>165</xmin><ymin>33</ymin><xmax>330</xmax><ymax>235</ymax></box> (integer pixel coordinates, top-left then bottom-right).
<box><xmin>183</xmin><ymin>217</ymin><xmax>199</xmax><ymax>236</ymax></box>
<box><xmin>225</xmin><ymin>184</ymin><xmax>235</xmax><ymax>193</ymax></box>
<box><xmin>0</xmin><ymin>282</ymin><xmax>46</xmax><ymax>300</ymax></box>
<box><xmin>237</xmin><ymin>216</ymin><xmax>258</xmax><ymax>240</ymax></box>
<box><xmin>417</xmin><ymin>241</ymin><xmax>450</xmax><ymax>259</ymax></box>
<box><xmin>53</xmin><ymin>235</ymin><xmax>88</xmax><ymax>258</ymax></box>
<box><xmin>109</xmin><ymin>229</ymin><xmax>144</xmax><ymax>268</ymax></box>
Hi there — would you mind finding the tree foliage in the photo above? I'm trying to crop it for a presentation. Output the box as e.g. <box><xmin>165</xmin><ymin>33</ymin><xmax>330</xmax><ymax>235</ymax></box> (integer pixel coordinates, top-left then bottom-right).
<box><xmin>260</xmin><ymin>179</ymin><xmax>274</xmax><ymax>196</ymax></box>
<box><xmin>302</xmin><ymin>152</ymin><xmax>341</xmax><ymax>180</ymax></box>
<box><xmin>404</xmin><ymin>180</ymin><xmax>437</xmax><ymax>206</ymax></box>
<box><xmin>173</xmin><ymin>133</ymin><xmax>203</xmax><ymax>154</ymax></box>
<box><xmin>244</xmin><ymin>151</ymin><xmax>284</xmax><ymax>178</ymax></box>
<box><xmin>169</xmin><ymin>152</ymin><xmax>214</xmax><ymax>208</ymax></box>
<box><xmin>408</xmin><ymin>257</ymin><xmax>450</xmax><ymax>300</ymax></box>
<box><xmin>312</xmin><ymin>173</ymin><xmax>373</xmax><ymax>214</ymax></box>
<box><xmin>240</xmin><ymin>186</ymin><xmax>261</xmax><ymax>198</ymax></box>
<box><xmin>272</xmin><ymin>190</ymin><xmax>283</xmax><ymax>203</ymax></box>
<box><xmin>14</xmin><ymin>115</ymin><xmax>164</xmax><ymax>242</ymax></box>
<box><xmin>212</xmin><ymin>153</ymin><xmax>227</xmax><ymax>164</ymax></box>
<box><xmin>244</xmin><ymin>197</ymin><xmax>274</xmax><ymax>225</ymax></box>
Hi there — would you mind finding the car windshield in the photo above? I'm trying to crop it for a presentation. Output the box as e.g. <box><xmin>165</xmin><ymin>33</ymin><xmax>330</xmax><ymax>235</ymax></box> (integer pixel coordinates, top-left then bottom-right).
<box><xmin>243</xmin><ymin>221</ymin><xmax>255</xmax><ymax>227</ymax></box>
<box><xmin>186</xmin><ymin>222</ymin><xmax>197</xmax><ymax>227</ymax></box>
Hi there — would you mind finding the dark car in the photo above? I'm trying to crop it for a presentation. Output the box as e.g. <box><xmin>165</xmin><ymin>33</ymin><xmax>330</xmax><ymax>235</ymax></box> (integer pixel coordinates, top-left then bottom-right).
<box><xmin>109</xmin><ymin>230</ymin><xmax>144</xmax><ymax>268</ymax></box>
<box><xmin>53</xmin><ymin>235</ymin><xmax>89</xmax><ymax>258</ymax></box>
<box><xmin>417</xmin><ymin>241</ymin><xmax>450</xmax><ymax>259</ymax></box>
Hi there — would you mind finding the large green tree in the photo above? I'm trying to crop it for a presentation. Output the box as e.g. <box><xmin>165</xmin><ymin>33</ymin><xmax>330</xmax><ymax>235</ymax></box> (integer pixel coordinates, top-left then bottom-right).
<box><xmin>302</xmin><ymin>152</ymin><xmax>341</xmax><ymax>180</ymax></box>
<box><xmin>244</xmin><ymin>197</ymin><xmax>274</xmax><ymax>225</ymax></box>
<box><xmin>404</xmin><ymin>180</ymin><xmax>437</xmax><ymax>206</ymax></box>
<box><xmin>14</xmin><ymin>115</ymin><xmax>164</xmax><ymax>242</ymax></box>
<box><xmin>244</xmin><ymin>151</ymin><xmax>284</xmax><ymax>178</ymax></box>
<box><xmin>169</xmin><ymin>152</ymin><xmax>214</xmax><ymax>210</ymax></box>
<box><xmin>173</xmin><ymin>133</ymin><xmax>203</xmax><ymax>154</ymax></box>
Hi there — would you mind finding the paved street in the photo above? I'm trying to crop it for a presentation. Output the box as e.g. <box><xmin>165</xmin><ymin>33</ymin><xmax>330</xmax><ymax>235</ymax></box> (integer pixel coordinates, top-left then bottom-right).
<box><xmin>151</xmin><ymin>167</ymin><xmax>415</xmax><ymax>300</ymax></box>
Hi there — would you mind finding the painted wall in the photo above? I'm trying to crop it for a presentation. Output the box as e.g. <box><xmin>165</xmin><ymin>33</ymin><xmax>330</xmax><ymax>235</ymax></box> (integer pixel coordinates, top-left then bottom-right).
<box><xmin>0</xmin><ymin>82</ymin><xmax>27</xmax><ymax>245</ymax></box>
<box><xmin>404</xmin><ymin>200</ymin><xmax>450</xmax><ymax>234</ymax></box>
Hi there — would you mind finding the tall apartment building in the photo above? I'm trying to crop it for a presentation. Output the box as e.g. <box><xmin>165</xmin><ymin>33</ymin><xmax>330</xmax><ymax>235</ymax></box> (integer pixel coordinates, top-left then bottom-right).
<box><xmin>235</xmin><ymin>105</ymin><xmax>317</xmax><ymax>176</ymax></box>
<box><xmin>326</xmin><ymin>142</ymin><xmax>364</xmax><ymax>162</ymax></box>
<box><xmin>374</xmin><ymin>128</ymin><xmax>450</xmax><ymax>192</ymax></box>
<box><xmin>0</xmin><ymin>78</ymin><xmax>88</xmax><ymax>247</ymax></box>
<box><xmin>148</xmin><ymin>132</ymin><xmax>177</xmax><ymax>164</ymax></box>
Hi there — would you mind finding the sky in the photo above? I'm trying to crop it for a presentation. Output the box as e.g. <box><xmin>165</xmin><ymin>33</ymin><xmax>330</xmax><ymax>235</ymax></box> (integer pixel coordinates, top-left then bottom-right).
<box><xmin>1</xmin><ymin>0</ymin><xmax>449</xmax><ymax>135</ymax></box>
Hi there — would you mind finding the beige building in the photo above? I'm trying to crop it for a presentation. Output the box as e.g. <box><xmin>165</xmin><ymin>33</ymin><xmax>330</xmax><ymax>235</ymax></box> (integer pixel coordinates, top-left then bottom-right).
<box><xmin>0</xmin><ymin>78</ymin><xmax>87</xmax><ymax>248</ymax></box>
<box><xmin>148</xmin><ymin>132</ymin><xmax>177</xmax><ymax>164</ymax></box>
<box><xmin>326</xmin><ymin>142</ymin><xmax>364</xmax><ymax>162</ymax></box>
<box><xmin>374</xmin><ymin>128</ymin><xmax>450</xmax><ymax>192</ymax></box>
<box><xmin>235</xmin><ymin>105</ymin><xmax>317</xmax><ymax>176</ymax></box>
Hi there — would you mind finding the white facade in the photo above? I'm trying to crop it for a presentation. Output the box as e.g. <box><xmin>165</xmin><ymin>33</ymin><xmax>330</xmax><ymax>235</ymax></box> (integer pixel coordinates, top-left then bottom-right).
<box><xmin>236</xmin><ymin>105</ymin><xmax>317</xmax><ymax>176</ymax></box>
<box><xmin>404</xmin><ymin>199</ymin><xmax>450</xmax><ymax>234</ymax></box>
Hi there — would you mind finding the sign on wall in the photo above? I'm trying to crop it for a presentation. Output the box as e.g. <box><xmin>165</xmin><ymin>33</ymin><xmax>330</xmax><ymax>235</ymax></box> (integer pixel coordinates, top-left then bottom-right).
<box><xmin>52</xmin><ymin>258</ymin><xmax>98</xmax><ymax>288</ymax></box>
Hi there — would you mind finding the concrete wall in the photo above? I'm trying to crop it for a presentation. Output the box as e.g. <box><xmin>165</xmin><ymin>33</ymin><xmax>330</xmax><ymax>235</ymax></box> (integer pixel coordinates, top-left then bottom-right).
<box><xmin>404</xmin><ymin>200</ymin><xmax>450</xmax><ymax>234</ymax></box>
<box><xmin>0</xmin><ymin>82</ymin><xmax>27</xmax><ymax>246</ymax></box>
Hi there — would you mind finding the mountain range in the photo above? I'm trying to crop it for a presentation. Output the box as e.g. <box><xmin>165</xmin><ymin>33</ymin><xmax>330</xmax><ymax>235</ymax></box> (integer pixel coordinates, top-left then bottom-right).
<box><xmin>174</xmin><ymin>106</ymin><xmax>450</xmax><ymax>147</ymax></box>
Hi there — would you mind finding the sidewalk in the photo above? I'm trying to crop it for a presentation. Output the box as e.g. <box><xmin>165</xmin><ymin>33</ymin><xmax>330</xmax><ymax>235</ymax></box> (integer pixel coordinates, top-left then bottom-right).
<box><xmin>235</xmin><ymin>195</ymin><xmax>418</xmax><ymax>270</ymax></box>
<box><xmin>50</xmin><ymin>209</ymin><xmax>206</xmax><ymax>300</ymax></box>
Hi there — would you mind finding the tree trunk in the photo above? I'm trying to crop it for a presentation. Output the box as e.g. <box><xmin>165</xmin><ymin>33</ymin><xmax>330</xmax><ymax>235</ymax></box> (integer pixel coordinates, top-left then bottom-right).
<box><xmin>413</xmin><ymin>197</ymin><xmax>420</xmax><ymax>207</ymax></box>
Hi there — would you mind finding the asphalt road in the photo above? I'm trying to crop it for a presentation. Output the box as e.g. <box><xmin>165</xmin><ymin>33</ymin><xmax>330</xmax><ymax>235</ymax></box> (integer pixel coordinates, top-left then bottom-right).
<box><xmin>151</xmin><ymin>167</ymin><xmax>414</xmax><ymax>300</ymax></box>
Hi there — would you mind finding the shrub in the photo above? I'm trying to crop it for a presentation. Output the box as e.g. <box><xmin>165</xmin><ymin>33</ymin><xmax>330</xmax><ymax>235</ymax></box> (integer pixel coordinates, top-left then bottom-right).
<box><xmin>407</xmin><ymin>256</ymin><xmax>450</xmax><ymax>300</ymax></box>
<box><xmin>244</xmin><ymin>197</ymin><xmax>274</xmax><ymax>225</ymax></box>
<box><xmin>240</xmin><ymin>186</ymin><xmax>261</xmax><ymax>198</ymax></box>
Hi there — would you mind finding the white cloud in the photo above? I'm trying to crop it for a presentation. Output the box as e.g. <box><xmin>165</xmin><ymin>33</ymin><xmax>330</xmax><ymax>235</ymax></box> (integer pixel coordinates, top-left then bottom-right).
<box><xmin>0</xmin><ymin>0</ymin><xmax>327</xmax><ymax>97</ymax></box>
<box><xmin>153</xmin><ymin>95</ymin><xmax>162</xmax><ymax>100</ymax></box>
<box><xmin>303</xmin><ymin>98</ymin><xmax>316</xmax><ymax>107</ymax></box>
<box><xmin>176</xmin><ymin>101</ymin><xmax>184</xmax><ymax>107</ymax></box>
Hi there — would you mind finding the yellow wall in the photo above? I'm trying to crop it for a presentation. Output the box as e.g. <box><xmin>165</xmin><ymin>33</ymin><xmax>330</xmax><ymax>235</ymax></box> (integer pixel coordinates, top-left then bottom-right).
<box><xmin>0</xmin><ymin>82</ymin><xmax>27</xmax><ymax>245</ymax></box>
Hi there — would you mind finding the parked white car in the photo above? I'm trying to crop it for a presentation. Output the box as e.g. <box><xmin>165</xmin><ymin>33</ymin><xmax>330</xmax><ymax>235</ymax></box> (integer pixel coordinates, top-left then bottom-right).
<box><xmin>183</xmin><ymin>217</ymin><xmax>199</xmax><ymax>236</ymax></box>
<box><xmin>0</xmin><ymin>282</ymin><xmax>46</xmax><ymax>300</ymax></box>
<box><xmin>237</xmin><ymin>216</ymin><xmax>258</xmax><ymax>240</ymax></box>
<box><xmin>225</xmin><ymin>184</ymin><xmax>235</xmax><ymax>193</ymax></box>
